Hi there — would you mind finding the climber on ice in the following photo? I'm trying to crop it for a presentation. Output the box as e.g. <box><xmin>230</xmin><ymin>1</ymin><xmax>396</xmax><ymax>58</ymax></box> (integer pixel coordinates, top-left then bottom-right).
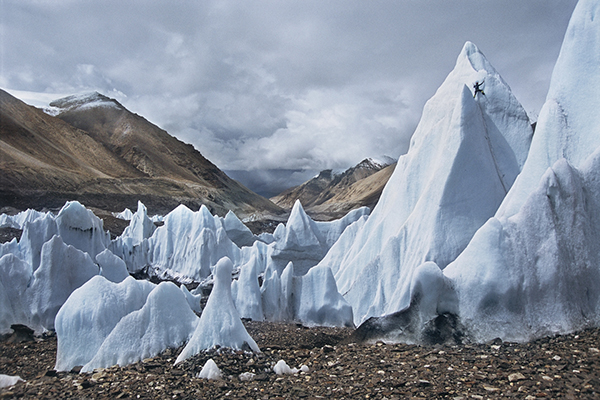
<box><xmin>473</xmin><ymin>80</ymin><xmax>485</xmax><ymax>98</ymax></box>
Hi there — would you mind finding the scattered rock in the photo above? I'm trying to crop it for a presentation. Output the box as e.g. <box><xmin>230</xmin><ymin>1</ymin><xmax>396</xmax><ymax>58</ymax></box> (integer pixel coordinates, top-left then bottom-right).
<box><xmin>0</xmin><ymin>323</ymin><xmax>599</xmax><ymax>399</ymax></box>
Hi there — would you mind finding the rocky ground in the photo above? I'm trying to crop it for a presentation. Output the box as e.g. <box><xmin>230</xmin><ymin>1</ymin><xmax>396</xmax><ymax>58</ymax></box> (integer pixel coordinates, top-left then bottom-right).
<box><xmin>1</xmin><ymin>322</ymin><xmax>599</xmax><ymax>399</ymax></box>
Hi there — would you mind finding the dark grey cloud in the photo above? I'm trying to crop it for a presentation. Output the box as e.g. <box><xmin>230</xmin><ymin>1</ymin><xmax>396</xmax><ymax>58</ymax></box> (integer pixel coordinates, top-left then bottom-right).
<box><xmin>1</xmin><ymin>0</ymin><xmax>578</xmax><ymax>175</ymax></box>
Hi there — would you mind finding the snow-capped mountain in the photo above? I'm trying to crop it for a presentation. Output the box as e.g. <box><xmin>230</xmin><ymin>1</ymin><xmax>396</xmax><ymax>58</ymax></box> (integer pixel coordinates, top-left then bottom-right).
<box><xmin>271</xmin><ymin>157</ymin><xmax>396</xmax><ymax>218</ymax></box>
<box><xmin>47</xmin><ymin>92</ymin><xmax>124</xmax><ymax>114</ymax></box>
<box><xmin>319</xmin><ymin>40</ymin><xmax>534</xmax><ymax>327</ymax></box>
<box><xmin>0</xmin><ymin>90</ymin><xmax>282</xmax><ymax>218</ymax></box>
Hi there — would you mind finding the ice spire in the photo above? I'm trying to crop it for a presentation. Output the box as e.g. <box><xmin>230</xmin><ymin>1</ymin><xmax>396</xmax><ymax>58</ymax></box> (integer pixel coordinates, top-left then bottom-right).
<box><xmin>320</xmin><ymin>41</ymin><xmax>533</xmax><ymax>326</ymax></box>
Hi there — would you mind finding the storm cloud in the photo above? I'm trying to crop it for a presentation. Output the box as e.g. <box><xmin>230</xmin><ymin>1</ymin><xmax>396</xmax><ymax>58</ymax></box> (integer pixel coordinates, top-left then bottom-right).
<box><xmin>1</xmin><ymin>0</ymin><xmax>578</xmax><ymax>174</ymax></box>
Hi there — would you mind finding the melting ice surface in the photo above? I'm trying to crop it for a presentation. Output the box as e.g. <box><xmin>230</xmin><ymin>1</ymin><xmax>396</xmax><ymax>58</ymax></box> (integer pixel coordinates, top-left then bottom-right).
<box><xmin>1</xmin><ymin>196</ymin><xmax>359</xmax><ymax>370</ymax></box>
<box><xmin>175</xmin><ymin>257</ymin><xmax>259</xmax><ymax>365</ymax></box>
<box><xmin>2</xmin><ymin>0</ymin><xmax>600</xmax><ymax>372</ymax></box>
<box><xmin>320</xmin><ymin>0</ymin><xmax>600</xmax><ymax>344</ymax></box>
<box><xmin>318</xmin><ymin>39</ymin><xmax>533</xmax><ymax>327</ymax></box>
<box><xmin>443</xmin><ymin>0</ymin><xmax>600</xmax><ymax>342</ymax></box>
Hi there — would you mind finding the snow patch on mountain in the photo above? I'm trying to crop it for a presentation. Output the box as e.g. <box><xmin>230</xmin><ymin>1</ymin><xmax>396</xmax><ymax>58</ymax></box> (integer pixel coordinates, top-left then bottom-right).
<box><xmin>49</xmin><ymin>92</ymin><xmax>123</xmax><ymax>113</ymax></box>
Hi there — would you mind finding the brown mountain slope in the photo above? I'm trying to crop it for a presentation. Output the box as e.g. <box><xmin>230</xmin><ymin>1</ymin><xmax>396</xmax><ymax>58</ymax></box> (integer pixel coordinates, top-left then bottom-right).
<box><xmin>0</xmin><ymin>90</ymin><xmax>143</xmax><ymax>191</ymax></box>
<box><xmin>51</xmin><ymin>93</ymin><xmax>228</xmax><ymax>186</ymax></box>
<box><xmin>270</xmin><ymin>158</ymin><xmax>396</xmax><ymax>220</ymax></box>
<box><xmin>0</xmin><ymin>89</ymin><xmax>282</xmax><ymax>217</ymax></box>
<box><xmin>311</xmin><ymin>159</ymin><xmax>393</xmax><ymax>206</ymax></box>
<box><xmin>308</xmin><ymin>163</ymin><xmax>396</xmax><ymax>219</ymax></box>
<box><xmin>269</xmin><ymin>169</ymin><xmax>335</xmax><ymax>210</ymax></box>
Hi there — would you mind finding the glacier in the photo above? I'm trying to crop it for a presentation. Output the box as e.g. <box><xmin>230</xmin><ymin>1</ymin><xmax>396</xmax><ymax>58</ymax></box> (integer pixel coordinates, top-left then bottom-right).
<box><xmin>28</xmin><ymin>235</ymin><xmax>100</xmax><ymax>331</ymax></box>
<box><xmin>0</xmin><ymin>374</ymin><xmax>24</xmax><ymax>389</ymax></box>
<box><xmin>318</xmin><ymin>40</ymin><xmax>533</xmax><ymax>326</ymax></box>
<box><xmin>443</xmin><ymin>0</ymin><xmax>600</xmax><ymax>342</ymax></box>
<box><xmin>445</xmin><ymin>152</ymin><xmax>600</xmax><ymax>342</ymax></box>
<box><xmin>231</xmin><ymin>255</ymin><xmax>264</xmax><ymax>321</ymax></box>
<box><xmin>124</xmin><ymin>199</ymin><xmax>358</xmax><ymax>326</ymax></box>
<box><xmin>19</xmin><ymin>213</ymin><xmax>59</xmax><ymax>272</ymax></box>
<box><xmin>55</xmin><ymin>276</ymin><xmax>157</xmax><ymax>371</ymax></box>
<box><xmin>96</xmin><ymin>249</ymin><xmax>129</xmax><ymax>283</ymax></box>
<box><xmin>232</xmin><ymin>201</ymin><xmax>358</xmax><ymax>326</ymax></box>
<box><xmin>0</xmin><ymin>201</ymin><xmax>111</xmax><ymax>334</ymax></box>
<box><xmin>108</xmin><ymin>199</ymin><xmax>356</xmax><ymax>326</ymax></box>
<box><xmin>0</xmin><ymin>209</ymin><xmax>49</xmax><ymax>230</ymax></box>
<box><xmin>119</xmin><ymin>201</ymin><xmax>156</xmax><ymax>245</ymax></box>
<box><xmin>197</xmin><ymin>359</ymin><xmax>223</xmax><ymax>380</ymax></box>
<box><xmin>1</xmin><ymin>0</ymin><xmax>598</xmax><ymax>372</ymax></box>
<box><xmin>497</xmin><ymin>0</ymin><xmax>600</xmax><ymax>218</ymax></box>
<box><xmin>1</xmin><ymin>194</ymin><xmax>359</xmax><ymax>370</ymax></box>
<box><xmin>336</xmin><ymin>0</ymin><xmax>600</xmax><ymax>344</ymax></box>
<box><xmin>55</xmin><ymin>276</ymin><xmax>199</xmax><ymax>373</ymax></box>
<box><xmin>54</xmin><ymin>201</ymin><xmax>110</xmax><ymax>260</ymax></box>
<box><xmin>0</xmin><ymin>197</ymin><xmax>358</xmax><ymax>336</ymax></box>
<box><xmin>146</xmin><ymin>204</ymin><xmax>241</xmax><ymax>282</ymax></box>
<box><xmin>257</xmin><ymin>260</ymin><xmax>353</xmax><ymax>327</ymax></box>
<box><xmin>0</xmin><ymin>255</ymin><xmax>31</xmax><ymax>333</ymax></box>
<box><xmin>81</xmin><ymin>281</ymin><xmax>198</xmax><ymax>372</ymax></box>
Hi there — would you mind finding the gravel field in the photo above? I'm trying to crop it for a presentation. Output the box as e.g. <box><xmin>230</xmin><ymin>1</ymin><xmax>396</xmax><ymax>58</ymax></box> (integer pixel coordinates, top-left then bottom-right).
<box><xmin>1</xmin><ymin>322</ymin><xmax>600</xmax><ymax>399</ymax></box>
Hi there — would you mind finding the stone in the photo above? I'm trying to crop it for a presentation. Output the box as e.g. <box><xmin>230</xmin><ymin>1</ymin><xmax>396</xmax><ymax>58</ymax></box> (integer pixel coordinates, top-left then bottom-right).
<box><xmin>7</xmin><ymin>325</ymin><xmax>35</xmax><ymax>343</ymax></box>
<box><xmin>508</xmin><ymin>372</ymin><xmax>526</xmax><ymax>382</ymax></box>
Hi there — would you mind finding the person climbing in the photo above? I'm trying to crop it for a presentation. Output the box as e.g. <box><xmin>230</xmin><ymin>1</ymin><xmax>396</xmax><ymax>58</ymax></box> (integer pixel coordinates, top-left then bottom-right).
<box><xmin>473</xmin><ymin>80</ymin><xmax>485</xmax><ymax>98</ymax></box>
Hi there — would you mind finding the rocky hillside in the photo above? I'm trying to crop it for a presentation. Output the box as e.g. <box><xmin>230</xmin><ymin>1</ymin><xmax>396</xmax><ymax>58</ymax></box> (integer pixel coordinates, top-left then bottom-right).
<box><xmin>308</xmin><ymin>163</ymin><xmax>396</xmax><ymax>219</ymax></box>
<box><xmin>270</xmin><ymin>169</ymin><xmax>336</xmax><ymax>210</ymax></box>
<box><xmin>0</xmin><ymin>89</ymin><xmax>282</xmax><ymax>217</ymax></box>
<box><xmin>271</xmin><ymin>158</ymin><xmax>396</xmax><ymax>219</ymax></box>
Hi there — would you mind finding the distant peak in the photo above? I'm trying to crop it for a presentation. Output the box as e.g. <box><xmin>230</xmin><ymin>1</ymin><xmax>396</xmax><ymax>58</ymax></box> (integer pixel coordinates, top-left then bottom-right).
<box><xmin>355</xmin><ymin>159</ymin><xmax>379</xmax><ymax>170</ymax></box>
<box><xmin>353</xmin><ymin>156</ymin><xmax>395</xmax><ymax>172</ymax></box>
<box><xmin>49</xmin><ymin>91</ymin><xmax>123</xmax><ymax>112</ymax></box>
<box><xmin>364</xmin><ymin>156</ymin><xmax>395</xmax><ymax>168</ymax></box>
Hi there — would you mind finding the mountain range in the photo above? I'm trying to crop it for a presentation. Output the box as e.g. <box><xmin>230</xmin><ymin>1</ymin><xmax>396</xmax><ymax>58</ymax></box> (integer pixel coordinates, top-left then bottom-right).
<box><xmin>0</xmin><ymin>90</ymin><xmax>281</xmax><ymax>218</ymax></box>
<box><xmin>1</xmin><ymin>89</ymin><xmax>397</xmax><ymax>221</ymax></box>
<box><xmin>270</xmin><ymin>157</ymin><xmax>396</xmax><ymax>219</ymax></box>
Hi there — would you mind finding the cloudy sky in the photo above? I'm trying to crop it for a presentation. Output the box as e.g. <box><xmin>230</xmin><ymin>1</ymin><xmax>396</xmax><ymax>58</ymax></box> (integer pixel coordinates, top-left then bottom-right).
<box><xmin>1</xmin><ymin>1</ymin><xmax>578</xmax><ymax>182</ymax></box>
